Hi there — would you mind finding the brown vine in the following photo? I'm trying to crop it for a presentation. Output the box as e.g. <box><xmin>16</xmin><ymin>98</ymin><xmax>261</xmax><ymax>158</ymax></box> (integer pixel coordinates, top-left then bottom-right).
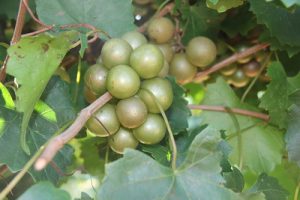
<box><xmin>188</xmin><ymin>104</ymin><xmax>269</xmax><ymax>121</ymax></box>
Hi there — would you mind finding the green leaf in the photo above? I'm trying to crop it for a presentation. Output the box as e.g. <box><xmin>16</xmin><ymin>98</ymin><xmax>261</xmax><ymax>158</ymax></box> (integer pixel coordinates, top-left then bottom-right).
<box><xmin>201</xmin><ymin>78</ymin><xmax>284</xmax><ymax>174</ymax></box>
<box><xmin>35</xmin><ymin>0</ymin><xmax>136</xmax><ymax>38</ymax></box>
<box><xmin>248</xmin><ymin>173</ymin><xmax>289</xmax><ymax>200</ymax></box>
<box><xmin>80</xmin><ymin>137</ymin><xmax>106</xmax><ymax>178</ymax></box>
<box><xmin>0</xmin><ymin>0</ymin><xmax>35</xmax><ymax>20</ymax></box>
<box><xmin>206</xmin><ymin>0</ymin><xmax>244</xmax><ymax>13</ymax></box>
<box><xmin>75</xmin><ymin>192</ymin><xmax>93</xmax><ymax>200</ymax></box>
<box><xmin>221</xmin><ymin>5</ymin><xmax>256</xmax><ymax>38</ymax></box>
<box><xmin>0</xmin><ymin>82</ymin><xmax>14</xmax><ymax>110</ymax></box>
<box><xmin>18</xmin><ymin>182</ymin><xmax>71</xmax><ymax>200</ymax></box>
<box><xmin>141</xmin><ymin>144</ymin><xmax>170</xmax><ymax>166</ymax></box>
<box><xmin>249</xmin><ymin>0</ymin><xmax>300</xmax><ymax>47</ymax></box>
<box><xmin>285</xmin><ymin>90</ymin><xmax>300</xmax><ymax>167</ymax></box>
<box><xmin>259</xmin><ymin>31</ymin><xmax>300</xmax><ymax>58</ymax></box>
<box><xmin>166</xmin><ymin>77</ymin><xmax>191</xmax><ymax>134</ymax></box>
<box><xmin>259</xmin><ymin>62</ymin><xmax>289</xmax><ymax>129</ymax></box>
<box><xmin>224</xmin><ymin>167</ymin><xmax>244</xmax><ymax>193</ymax></box>
<box><xmin>280</xmin><ymin>0</ymin><xmax>300</xmax><ymax>7</ymax></box>
<box><xmin>0</xmin><ymin>78</ymin><xmax>75</xmax><ymax>182</ymax></box>
<box><xmin>97</xmin><ymin>127</ymin><xmax>240</xmax><ymax>200</ymax></box>
<box><xmin>240</xmin><ymin>193</ymin><xmax>266</xmax><ymax>200</ymax></box>
<box><xmin>6</xmin><ymin>32</ymin><xmax>77</xmax><ymax>154</ymax></box>
<box><xmin>177</xmin><ymin>2</ymin><xmax>222</xmax><ymax>44</ymax></box>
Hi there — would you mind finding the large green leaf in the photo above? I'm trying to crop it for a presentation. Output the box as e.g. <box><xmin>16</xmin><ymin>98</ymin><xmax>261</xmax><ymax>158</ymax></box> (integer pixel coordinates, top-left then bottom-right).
<box><xmin>221</xmin><ymin>5</ymin><xmax>256</xmax><ymax>38</ymax></box>
<box><xmin>200</xmin><ymin>78</ymin><xmax>284</xmax><ymax>174</ymax></box>
<box><xmin>0</xmin><ymin>0</ymin><xmax>35</xmax><ymax>20</ymax></box>
<box><xmin>285</xmin><ymin>90</ymin><xmax>300</xmax><ymax>167</ymax></box>
<box><xmin>0</xmin><ymin>78</ymin><xmax>75</xmax><ymax>183</ymax></box>
<box><xmin>176</xmin><ymin>2</ymin><xmax>222</xmax><ymax>44</ymax></box>
<box><xmin>249</xmin><ymin>0</ymin><xmax>300</xmax><ymax>48</ymax></box>
<box><xmin>18</xmin><ymin>182</ymin><xmax>71</xmax><ymax>200</ymax></box>
<box><xmin>35</xmin><ymin>0</ymin><xmax>135</xmax><ymax>38</ymax></box>
<box><xmin>248</xmin><ymin>174</ymin><xmax>289</xmax><ymax>200</ymax></box>
<box><xmin>259</xmin><ymin>62</ymin><xmax>289</xmax><ymax>129</ymax></box>
<box><xmin>80</xmin><ymin>137</ymin><xmax>106</xmax><ymax>178</ymax></box>
<box><xmin>206</xmin><ymin>0</ymin><xmax>244</xmax><ymax>13</ymax></box>
<box><xmin>280</xmin><ymin>0</ymin><xmax>300</xmax><ymax>7</ymax></box>
<box><xmin>6</xmin><ymin>32</ymin><xmax>77</xmax><ymax>154</ymax></box>
<box><xmin>97</xmin><ymin>127</ymin><xmax>240</xmax><ymax>200</ymax></box>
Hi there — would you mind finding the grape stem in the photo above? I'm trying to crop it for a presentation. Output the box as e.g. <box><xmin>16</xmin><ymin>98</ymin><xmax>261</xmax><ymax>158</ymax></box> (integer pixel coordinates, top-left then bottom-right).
<box><xmin>34</xmin><ymin>92</ymin><xmax>112</xmax><ymax>171</ymax></box>
<box><xmin>188</xmin><ymin>104</ymin><xmax>269</xmax><ymax>121</ymax></box>
<box><xmin>193</xmin><ymin>43</ymin><xmax>270</xmax><ymax>82</ymax></box>
<box><xmin>0</xmin><ymin>0</ymin><xmax>29</xmax><ymax>82</ymax></box>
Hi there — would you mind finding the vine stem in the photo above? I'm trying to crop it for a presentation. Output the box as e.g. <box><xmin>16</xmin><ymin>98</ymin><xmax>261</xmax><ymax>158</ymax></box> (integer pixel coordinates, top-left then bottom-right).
<box><xmin>188</xmin><ymin>104</ymin><xmax>269</xmax><ymax>121</ymax></box>
<box><xmin>35</xmin><ymin>92</ymin><xmax>112</xmax><ymax>171</ymax></box>
<box><xmin>0</xmin><ymin>146</ymin><xmax>44</xmax><ymax>200</ymax></box>
<box><xmin>294</xmin><ymin>181</ymin><xmax>300</xmax><ymax>200</ymax></box>
<box><xmin>143</xmin><ymin>89</ymin><xmax>177</xmax><ymax>170</ymax></box>
<box><xmin>193</xmin><ymin>43</ymin><xmax>270</xmax><ymax>82</ymax></box>
<box><xmin>0</xmin><ymin>0</ymin><xmax>29</xmax><ymax>82</ymax></box>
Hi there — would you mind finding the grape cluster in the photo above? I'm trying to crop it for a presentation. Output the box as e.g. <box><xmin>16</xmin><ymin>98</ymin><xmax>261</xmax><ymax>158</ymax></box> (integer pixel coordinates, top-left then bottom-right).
<box><xmin>218</xmin><ymin>44</ymin><xmax>269</xmax><ymax>88</ymax></box>
<box><xmin>84</xmin><ymin>26</ymin><xmax>175</xmax><ymax>154</ymax></box>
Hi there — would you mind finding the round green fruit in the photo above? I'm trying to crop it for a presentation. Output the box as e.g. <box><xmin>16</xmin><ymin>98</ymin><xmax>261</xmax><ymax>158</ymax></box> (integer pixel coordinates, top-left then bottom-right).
<box><xmin>133</xmin><ymin>113</ymin><xmax>166</xmax><ymax>144</ymax></box>
<box><xmin>220</xmin><ymin>63</ymin><xmax>238</xmax><ymax>76</ymax></box>
<box><xmin>116</xmin><ymin>96</ymin><xmax>148</xmax><ymax>129</ymax></box>
<box><xmin>84</xmin><ymin>86</ymin><xmax>98</xmax><ymax>104</ymax></box>
<box><xmin>242</xmin><ymin>60</ymin><xmax>261</xmax><ymax>78</ymax></box>
<box><xmin>147</xmin><ymin>17</ymin><xmax>175</xmax><ymax>44</ymax></box>
<box><xmin>186</xmin><ymin>36</ymin><xmax>217</xmax><ymax>67</ymax></box>
<box><xmin>158</xmin><ymin>59</ymin><xmax>169</xmax><ymax>78</ymax></box>
<box><xmin>86</xmin><ymin>104</ymin><xmax>120</xmax><ymax>137</ymax></box>
<box><xmin>130</xmin><ymin>44</ymin><xmax>164</xmax><ymax>79</ymax></box>
<box><xmin>84</xmin><ymin>63</ymin><xmax>108</xmax><ymax>95</ymax></box>
<box><xmin>109</xmin><ymin>127</ymin><xmax>139</xmax><ymax>154</ymax></box>
<box><xmin>236</xmin><ymin>44</ymin><xmax>252</xmax><ymax>64</ymax></box>
<box><xmin>122</xmin><ymin>31</ymin><xmax>147</xmax><ymax>49</ymax></box>
<box><xmin>106</xmin><ymin>65</ymin><xmax>140</xmax><ymax>99</ymax></box>
<box><xmin>229</xmin><ymin>69</ymin><xmax>250</xmax><ymax>88</ymax></box>
<box><xmin>169</xmin><ymin>53</ymin><xmax>197</xmax><ymax>84</ymax></box>
<box><xmin>139</xmin><ymin>77</ymin><xmax>173</xmax><ymax>113</ymax></box>
<box><xmin>100</xmin><ymin>38</ymin><xmax>132</xmax><ymax>68</ymax></box>
<box><xmin>155</xmin><ymin>43</ymin><xmax>174</xmax><ymax>63</ymax></box>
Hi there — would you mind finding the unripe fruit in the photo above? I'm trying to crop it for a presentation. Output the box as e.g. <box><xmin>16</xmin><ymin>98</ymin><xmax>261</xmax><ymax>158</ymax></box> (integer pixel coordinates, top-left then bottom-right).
<box><xmin>86</xmin><ymin>104</ymin><xmax>120</xmax><ymax>137</ymax></box>
<box><xmin>116</xmin><ymin>97</ymin><xmax>148</xmax><ymax>129</ymax></box>
<box><xmin>155</xmin><ymin>43</ymin><xmax>174</xmax><ymax>62</ymax></box>
<box><xmin>186</xmin><ymin>36</ymin><xmax>217</xmax><ymax>67</ymax></box>
<box><xmin>122</xmin><ymin>31</ymin><xmax>147</xmax><ymax>49</ymax></box>
<box><xmin>106</xmin><ymin>65</ymin><xmax>140</xmax><ymax>99</ymax></box>
<box><xmin>139</xmin><ymin>78</ymin><xmax>173</xmax><ymax>113</ymax></box>
<box><xmin>220</xmin><ymin>63</ymin><xmax>238</xmax><ymax>76</ymax></box>
<box><xmin>158</xmin><ymin>60</ymin><xmax>169</xmax><ymax>78</ymax></box>
<box><xmin>236</xmin><ymin>44</ymin><xmax>252</xmax><ymax>64</ymax></box>
<box><xmin>84</xmin><ymin>86</ymin><xmax>98</xmax><ymax>103</ymax></box>
<box><xmin>101</xmin><ymin>38</ymin><xmax>132</xmax><ymax>68</ymax></box>
<box><xmin>130</xmin><ymin>44</ymin><xmax>164</xmax><ymax>79</ymax></box>
<box><xmin>109</xmin><ymin>127</ymin><xmax>139</xmax><ymax>154</ymax></box>
<box><xmin>133</xmin><ymin>114</ymin><xmax>166</xmax><ymax>144</ymax></box>
<box><xmin>147</xmin><ymin>17</ymin><xmax>175</xmax><ymax>44</ymax></box>
<box><xmin>242</xmin><ymin>60</ymin><xmax>261</xmax><ymax>78</ymax></box>
<box><xmin>229</xmin><ymin>69</ymin><xmax>250</xmax><ymax>88</ymax></box>
<box><xmin>169</xmin><ymin>53</ymin><xmax>197</xmax><ymax>84</ymax></box>
<box><xmin>84</xmin><ymin>63</ymin><xmax>108</xmax><ymax>95</ymax></box>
